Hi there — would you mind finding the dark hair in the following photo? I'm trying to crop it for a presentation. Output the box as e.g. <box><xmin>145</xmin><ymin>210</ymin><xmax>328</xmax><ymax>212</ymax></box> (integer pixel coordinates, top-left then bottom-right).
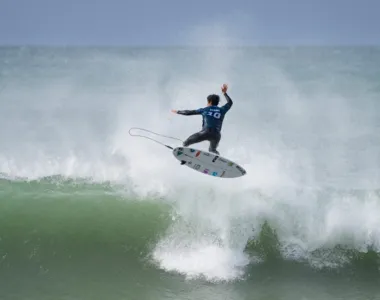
<box><xmin>207</xmin><ymin>94</ymin><xmax>220</xmax><ymax>106</ymax></box>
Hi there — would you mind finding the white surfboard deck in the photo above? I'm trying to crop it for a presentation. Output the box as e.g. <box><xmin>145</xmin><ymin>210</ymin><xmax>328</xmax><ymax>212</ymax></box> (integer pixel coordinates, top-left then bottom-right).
<box><xmin>172</xmin><ymin>147</ymin><xmax>246</xmax><ymax>178</ymax></box>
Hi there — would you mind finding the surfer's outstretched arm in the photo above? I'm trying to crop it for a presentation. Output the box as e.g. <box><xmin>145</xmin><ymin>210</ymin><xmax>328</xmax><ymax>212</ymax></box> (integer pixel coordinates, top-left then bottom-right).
<box><xmin>171</xmin><ymin>109</ymin><xmax>203</xmax><ymax>115</ymax></box>
<box><xmin>221</xmin><ymin>92</ymin><xmax>233</xmax><ymax>112</ymax></box>
<box><xmin>220</xmin><ymin>83</ymin><xmax>233</xmax><ymax>112</ymax></box>
<box><xmin>224</xmin><ymin>92</ymin><xmax>233</xmax><ymax>105</ymax></box>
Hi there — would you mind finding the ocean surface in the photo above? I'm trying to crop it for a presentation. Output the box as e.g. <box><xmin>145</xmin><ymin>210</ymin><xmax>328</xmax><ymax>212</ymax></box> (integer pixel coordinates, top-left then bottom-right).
<box><xmin>1</xmin><ymin>46</ymin><xmax>380</xmax><ymax>300</ymax></box>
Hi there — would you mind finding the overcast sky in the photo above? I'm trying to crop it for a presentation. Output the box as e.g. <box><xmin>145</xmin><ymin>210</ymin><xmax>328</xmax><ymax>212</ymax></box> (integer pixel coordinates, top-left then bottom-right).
<box><xmin>0</xmin><ymin>0</ymin><xmax>379</xmax><ymax>46</ymax></box>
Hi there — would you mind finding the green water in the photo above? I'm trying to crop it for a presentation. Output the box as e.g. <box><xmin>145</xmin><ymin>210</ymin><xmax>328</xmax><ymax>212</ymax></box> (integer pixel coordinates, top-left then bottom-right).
<box><xmin>1</xmin><ymin>178</ymin><xmax>380</xmax><ymax>300</ymax></box>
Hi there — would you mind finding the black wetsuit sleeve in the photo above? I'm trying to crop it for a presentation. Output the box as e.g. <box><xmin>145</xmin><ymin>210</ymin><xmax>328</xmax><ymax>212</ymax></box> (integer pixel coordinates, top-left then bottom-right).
<box><xmin>225</xmin><ymin>93</ymin><xmax>233</xmax><ymax>105</ymax></box>
<box><xmin>177</xmin><ymin>109</ymin><xmax>203</xmax><ymax>115</ymax></box>
<box><xmin>221</xmin><ymin>93</ymin><xmax>233</xmax><ymax>112</ymax></box>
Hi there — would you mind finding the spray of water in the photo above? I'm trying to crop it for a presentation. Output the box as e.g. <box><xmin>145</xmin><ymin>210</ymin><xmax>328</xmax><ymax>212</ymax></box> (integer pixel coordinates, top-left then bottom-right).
<box><xmin>1</xmin><ymin>19</ymin><xmax>380</xmax><ymax>282</ymax></box>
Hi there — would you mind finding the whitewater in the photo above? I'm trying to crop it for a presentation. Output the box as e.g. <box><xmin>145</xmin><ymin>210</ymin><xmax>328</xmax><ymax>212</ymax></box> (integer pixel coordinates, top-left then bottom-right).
<box><xmin>1</xmin><ymin>46</ymin><xmax>380</xmax><ymax>300</ymax></box>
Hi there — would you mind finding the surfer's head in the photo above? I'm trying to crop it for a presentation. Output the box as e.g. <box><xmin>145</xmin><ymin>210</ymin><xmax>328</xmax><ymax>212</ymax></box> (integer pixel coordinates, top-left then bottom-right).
<box><xmin>207</xmin><ymin>94</ymin><xmax>220</xmax><ymax>106</ymax></box>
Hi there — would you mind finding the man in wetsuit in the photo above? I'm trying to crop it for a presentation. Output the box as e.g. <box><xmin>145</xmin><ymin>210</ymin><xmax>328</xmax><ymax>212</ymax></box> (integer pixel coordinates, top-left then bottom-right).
<box><xmin>171</xmin><ymin>83</ymin><xmax>233</xmax><ymax>155</ymax></box>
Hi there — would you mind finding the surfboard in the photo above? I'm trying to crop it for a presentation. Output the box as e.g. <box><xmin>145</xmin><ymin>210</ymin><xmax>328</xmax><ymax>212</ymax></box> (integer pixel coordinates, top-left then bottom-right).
<box><xmin>172</xmin><ymin>147</ymin><xmax>246</xmax><ymax>178</ymax></box>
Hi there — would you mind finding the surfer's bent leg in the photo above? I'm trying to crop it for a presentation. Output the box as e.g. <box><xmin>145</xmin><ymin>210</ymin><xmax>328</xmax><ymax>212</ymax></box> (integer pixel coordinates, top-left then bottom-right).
<box><xmin>208</xmin><ymin>131</ymin><xmax>221</xmax><ymax>155</ymax></box>
<box><xmin>183</xmin><ymin>130</ymin><xmax>209</xmax><ymax>147</ymax></box>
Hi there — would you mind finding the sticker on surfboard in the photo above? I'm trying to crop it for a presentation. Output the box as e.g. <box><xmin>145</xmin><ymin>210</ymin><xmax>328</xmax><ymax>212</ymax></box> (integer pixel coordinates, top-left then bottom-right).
<box><xmin>173</xmin><ymin>147</ymin><xmax>246</xmax><ymax>178</ymax></box>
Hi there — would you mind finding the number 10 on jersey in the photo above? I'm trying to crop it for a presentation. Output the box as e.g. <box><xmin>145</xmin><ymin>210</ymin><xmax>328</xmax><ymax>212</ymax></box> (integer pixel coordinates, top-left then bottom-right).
<box><xmin>207</xmin><ymin>111</ymin><xmax>221</xmax><ymax>119</ymax></box>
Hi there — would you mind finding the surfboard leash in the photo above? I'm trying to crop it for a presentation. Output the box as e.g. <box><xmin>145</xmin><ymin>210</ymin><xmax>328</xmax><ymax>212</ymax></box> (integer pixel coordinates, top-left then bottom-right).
<box><xmin>128</xmin><ymin>127</ymin><xmax>183</xmax><ymax>150</ymax></box>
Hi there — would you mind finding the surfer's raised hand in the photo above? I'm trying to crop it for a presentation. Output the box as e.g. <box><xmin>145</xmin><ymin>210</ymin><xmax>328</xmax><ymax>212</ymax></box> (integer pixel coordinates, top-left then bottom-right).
<box><xmin>171</xmin><ymin>109</ymin><xmax>178</xmax><ymax>114</ymax></box>
<box><xmin>221</xmin><ymin>83</ymin><xmax>228</xmax><ymax>94</ymax></box>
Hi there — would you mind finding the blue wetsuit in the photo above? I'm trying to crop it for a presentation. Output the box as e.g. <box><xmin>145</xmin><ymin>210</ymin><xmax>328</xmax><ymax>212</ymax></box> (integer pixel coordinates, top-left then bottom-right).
<box><xmin>176</xmin><ymin>93</ymin><xmax>233</xmax><ymax>154</ymax></box>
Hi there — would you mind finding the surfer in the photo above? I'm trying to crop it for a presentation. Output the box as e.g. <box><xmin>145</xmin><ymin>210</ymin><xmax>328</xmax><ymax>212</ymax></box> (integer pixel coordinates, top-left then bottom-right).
<box><xmin>171</xmin><ymin>83</ymin><xmax>233</xmax><ymax>155</ymax></box>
